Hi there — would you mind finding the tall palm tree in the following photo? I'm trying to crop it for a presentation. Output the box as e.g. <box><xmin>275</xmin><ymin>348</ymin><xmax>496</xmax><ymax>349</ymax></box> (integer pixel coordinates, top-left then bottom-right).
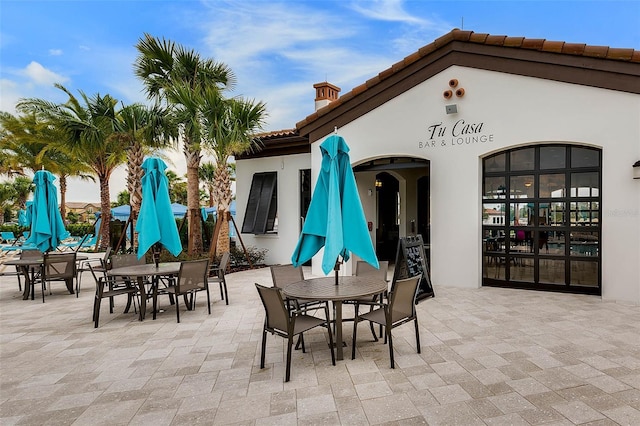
<box><xmin>201</xmin><ymin>92</ymin><xmax>267</xmax><ymax>255</ymax></box>
<box><xmin>134</xmin><ymin>33</ymin><xmax>235</xmax><ymax>256</ymax></box>
<box><xmin>18</xmin><ymin>85</ymin><xmax>128</xmax><ymax>249</ymax></box>
<box><xmin>112</xmin><ymin>103</ymin><xmax>174</xmax><ymax>246</ymax></box>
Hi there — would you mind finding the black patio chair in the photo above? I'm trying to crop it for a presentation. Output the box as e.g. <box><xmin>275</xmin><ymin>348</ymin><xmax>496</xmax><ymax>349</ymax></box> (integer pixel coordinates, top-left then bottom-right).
<box><xmin>255</xmin><ymin>283</ymin><xmax>335</xmax><ymax>382</ymax></box>
<box><xmin>351</xmin><ymin>275</ymin><xmax>421</xmax><ymax>368</ymax></box>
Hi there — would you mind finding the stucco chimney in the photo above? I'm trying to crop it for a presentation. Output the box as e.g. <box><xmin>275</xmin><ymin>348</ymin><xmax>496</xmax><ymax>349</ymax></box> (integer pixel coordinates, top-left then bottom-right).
<box><xmin>313</xmin><ymin>82</ymin><xmax>340</xmax><ymax>111</ymax></box>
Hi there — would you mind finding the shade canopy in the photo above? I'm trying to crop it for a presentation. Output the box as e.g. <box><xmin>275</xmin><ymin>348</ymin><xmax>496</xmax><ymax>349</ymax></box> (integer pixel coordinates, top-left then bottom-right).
<box><xmin>291</xmin><ymin>135</ymin><xmax>378</xmax><ymax>274</ymax></box>
<box><xmin>136</xmin><ymin>158</ymin><xmax>182</xmax><ymax>259</ymax></box>
<box><xmin>24</xmin><ymin>170</ymin><xmax>69</xmax><ymax>252</ymax></box>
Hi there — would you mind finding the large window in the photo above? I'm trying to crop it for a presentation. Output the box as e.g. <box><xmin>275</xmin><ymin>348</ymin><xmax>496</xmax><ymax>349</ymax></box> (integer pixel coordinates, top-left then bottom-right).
<box><xmin>242</xmin><ymin>172</ymin><xmax>278</xmax><ymax>235</ymax></box>
<box><xmin>482</xmin><ymin>145</ymin><xmax>601</xmax><ymax>294</ymax></box>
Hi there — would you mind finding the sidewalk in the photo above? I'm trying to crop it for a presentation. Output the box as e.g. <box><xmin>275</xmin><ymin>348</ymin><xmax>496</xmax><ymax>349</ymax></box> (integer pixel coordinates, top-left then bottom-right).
<box><xmin>1</xmin><ymin>262</ymin><xmax>639</xmax><ymax>425</ymax></box>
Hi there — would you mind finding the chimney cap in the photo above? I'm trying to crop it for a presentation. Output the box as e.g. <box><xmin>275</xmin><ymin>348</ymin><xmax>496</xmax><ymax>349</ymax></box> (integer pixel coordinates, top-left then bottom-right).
<box><xmin>313</xmin><ymin>81</ymin><xmax>341</xmax><ymax>91</ymax></box>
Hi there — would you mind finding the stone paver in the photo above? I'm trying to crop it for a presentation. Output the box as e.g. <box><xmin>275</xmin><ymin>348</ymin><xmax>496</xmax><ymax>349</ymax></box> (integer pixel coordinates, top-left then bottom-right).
<box><xmin>1</xmin><ymin>254</ymin><xmax>639</xmax><ymax>424</ymax></box>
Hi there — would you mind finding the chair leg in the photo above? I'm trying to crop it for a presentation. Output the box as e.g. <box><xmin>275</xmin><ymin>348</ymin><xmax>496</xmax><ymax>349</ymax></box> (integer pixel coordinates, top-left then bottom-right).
<box><xmin>175</xmin><ymin>295</ymin><xmax>180</xmax><ymax>323</ymax></box>
<box><xmin>206</xmin><ymin>287</ymin><xmax>211</xmax><ymax>315</ymax></box>
<box><xmin>325</xmin><ymin>314</ymin><xmax>335</xmax><ymax>366</ymax></box>
<box><xmin>260</xmin><ymin>325</ymin><xmax>267</xmax><ymax>369</ymax></box>
<box><xmin>387</xmin><ymin>327</ymin><xmax>394</xmax><ymax>368</ymax></box>
<box><xmin>222</xmin><ymin>279</ymin><xmax>229</xmax><ymax>305</ymax></box>
<box><xmin>94</xmin><ymin>297</ymin><xmax>101</xmax><ymax>328</ymax></box>
<box><xmin>285</xmin><ymin>336</ymin><xmax>293</xmax><ymax>382</ymax></box>
<box><xmin>42</xmin><ymin>279</ymin><xmax>46</xmax><ymax>303</ymax></box>
<box><xmin>219</xmin><ymin>282</ymin><xmax>224</xmax><ymax>301</ymax></box>
<box><xmin>414</xmin><ymin>318</ymin><xmax>421</xmax><ymax>353</ymax></box>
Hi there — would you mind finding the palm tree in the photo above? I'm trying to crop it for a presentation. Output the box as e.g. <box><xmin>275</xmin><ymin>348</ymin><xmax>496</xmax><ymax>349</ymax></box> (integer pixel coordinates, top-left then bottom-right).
<box><xmin>112</xmin><ymin>103</ymin><xmax>174</xmax><ymax>246</ymax></box>
<box><xmin>0</xmin><ymin>111</ymin><xmax>93</xmax><ymax>220</ymax></box>
<box><xmin>134</xmin><ymin>33</ymin><xmax>235</xmax><ymax>256</ymax></box>
<box><xmin>18</xmin><ymin>85</ymin><xmax>128</xmax><ymax>249</ymax></box>
<box><xmin>202</xmin><ymin>93</ymin><xmax>267</xmax><ymax>255</ymax></box>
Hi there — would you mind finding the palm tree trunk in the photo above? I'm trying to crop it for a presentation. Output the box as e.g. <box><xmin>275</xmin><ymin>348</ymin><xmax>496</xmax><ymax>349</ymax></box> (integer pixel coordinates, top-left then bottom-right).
<box><xmin>98</xmin><ymin>176</ymin><xmax>111</xmax><ymax>251</ymax></box>
<box><xmin>59</xmin><ymin>175</ymin><xmax>67</xmax><ymax>223</ymax></box>
<box><xmin>185</xmin><ymin>149</ymin><xmax>203</xmax><ymax>256</ymax></box>
<box><xmin>127</xmin><ymin>141</ymin><xmax>145</xmax><ymax>249</ymax></box>
<box><xmin>213</xmin><ymin>164</ymin><xmax>232</xmax><ymax>255</ymax></box>
<box><xmin>216</xmin><ymin>210</ymin><xmax>231</xmax><ymax>254</ymax></box>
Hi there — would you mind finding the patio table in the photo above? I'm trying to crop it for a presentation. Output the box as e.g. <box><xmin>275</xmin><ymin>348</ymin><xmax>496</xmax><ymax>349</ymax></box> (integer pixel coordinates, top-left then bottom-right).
<box><xmin>108</xmin><ymin>262</ymin><xmax>181</xmax><ymax>320</ymax></box>
<box><xmin>3</xmin><ymin>255</ymin><xmax>88</xmax><ymax>300</ymax></box>
<box><xmin>282</xmin><ymin>275</ymin><xmax>387</xmax><ymax>361</ymax></box>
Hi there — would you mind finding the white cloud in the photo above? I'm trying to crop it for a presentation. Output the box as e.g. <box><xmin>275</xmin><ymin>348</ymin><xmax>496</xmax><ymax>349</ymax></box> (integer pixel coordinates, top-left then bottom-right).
<box><xmin>349</xmin><ymin>0</ymin><xmax>428</xmax><ymax>25</ymax></box>
<box><xmin>23</xmin><ymin>61</ymin><xmax>68</xmax><ymax>86</ymax></box>
<box><xmin>49</xmin><ymin>49</ymin><xmax>63</xmax><ymax>56</ymax></box>
<box><xmin>0</xmin><ymin>79</ymin><xmax>20</xmax><ymax>113</ymax></box>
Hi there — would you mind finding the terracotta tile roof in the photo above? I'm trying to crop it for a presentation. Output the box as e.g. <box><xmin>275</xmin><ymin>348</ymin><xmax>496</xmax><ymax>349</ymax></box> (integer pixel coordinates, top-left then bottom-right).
<box><xmin>238</xmin><ymin>128</ymin><xmax>309</xmax><ymax>160</ymax></box>
<box><xmin>255</xmin><ymin>129</ymin><xmax>297</xmax><ymax>139</ymax></box>
<box><xmin>296</xmin><ymin>28</ymin><xmax>639</xmax><ymax>132</ymax></box>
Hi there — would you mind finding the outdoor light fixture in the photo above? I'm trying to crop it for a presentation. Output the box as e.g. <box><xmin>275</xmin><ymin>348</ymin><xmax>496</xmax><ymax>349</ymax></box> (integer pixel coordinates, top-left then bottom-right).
<box><xmin>634</xmin><ymin>161</ymin><xmax>640</xmax><ymax>179</ymax></box>
<box><xmin>375</xmin><ymin>179</ymin><xmax>382</xmax><ymax>188</ymax></box>
<box><xmin>446</xmin><ymin>104</ymin><xmax>458</xmax><ymax>114</ymax></box>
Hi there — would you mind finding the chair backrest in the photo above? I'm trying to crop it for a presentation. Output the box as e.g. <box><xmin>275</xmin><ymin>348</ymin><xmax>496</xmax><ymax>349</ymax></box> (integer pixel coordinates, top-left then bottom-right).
<box><xmin>20</xmin><ymin>249</ymin><xmax>41</xmax><ymax>259</ymax></box>
<box><xmin>388</xmin><ymin>275</ymin><xmax>421</xmax><ymax>320</ymax></box>
<box><xmin>255</xmin><ymin>283</ymin><xmax>290</xmax><ymax>334</ymax></box>
<box><xmin>101</xmin><ymin>247</ymin><xmax>113</xmax><ymax>268</ymax></box>
<box><xmin>176</xmin><ymin>259</ymin><xmax>209</xmax><ymax>292</ymax></box>
<box><xmin>111</xmin><ymin>253</ymin><xmax>145</xmax><ymax>269</ymax></box>
<box><xmin>212</xmin><ymin>252</ymin><xmax>230</xmax><ymax>278</ymax></box>
<box><xmin>355</xmin><ymin>260</ymin><xmax>388</xmax><ymax>282</ymax></box>
<box><xmin>270</xmin><ymin>264</ymin><xmax>304</xmax><ymax>289</ymax></box>
<box><xmin>43</xmin><ymin>252</ymin><xmax>76</xmax><ymax>279</ymax></box>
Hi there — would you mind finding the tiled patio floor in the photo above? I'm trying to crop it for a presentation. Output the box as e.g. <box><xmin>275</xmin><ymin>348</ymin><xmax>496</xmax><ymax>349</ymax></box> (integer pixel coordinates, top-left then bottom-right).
<box><xmin>1</xmin><ymin>256</ymin><xmax>639</xmax><ymax>425</ymax></box>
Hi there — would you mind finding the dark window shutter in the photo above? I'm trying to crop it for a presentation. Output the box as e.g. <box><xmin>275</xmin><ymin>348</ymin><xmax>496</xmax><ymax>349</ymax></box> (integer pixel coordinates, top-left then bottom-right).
<box><xmin>242</xmin><ymin>172</ymin><xmax>277</xmax><ymax>234</ymax></box>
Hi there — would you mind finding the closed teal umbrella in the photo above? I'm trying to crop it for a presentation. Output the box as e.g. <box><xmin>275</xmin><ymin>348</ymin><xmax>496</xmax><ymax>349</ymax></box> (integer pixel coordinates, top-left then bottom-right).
<box><xmin>25</xmin><ymin>170</ymin><xmax>69</xmax><ymax>252</ymax></box>
<box><xmin>292</xmin><ymin>135</ymin><xmax>378</xmax><ymax>278</ymax></box>
<box><xmin>136</xmin><ymin>158</ymin><xmax>182</xmax><ymax>263</ymax></box>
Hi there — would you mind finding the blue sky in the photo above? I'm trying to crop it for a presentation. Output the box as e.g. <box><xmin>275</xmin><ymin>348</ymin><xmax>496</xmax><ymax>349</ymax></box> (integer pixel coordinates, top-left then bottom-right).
<box><xmin>1</xmin><ymin>0</ymin><xmax>638</xmax><ymax>201</ymax></box>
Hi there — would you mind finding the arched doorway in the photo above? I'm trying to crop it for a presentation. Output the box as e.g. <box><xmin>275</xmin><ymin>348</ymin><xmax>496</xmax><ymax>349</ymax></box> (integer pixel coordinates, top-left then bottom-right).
<box><xmin>354</xmin><ymin>157</ymin><xmax>430</xmax><ymax>263</ymax></box>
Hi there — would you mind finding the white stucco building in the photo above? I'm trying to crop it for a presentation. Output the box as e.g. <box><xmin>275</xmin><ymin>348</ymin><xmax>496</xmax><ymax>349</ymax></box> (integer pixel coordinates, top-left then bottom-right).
<box><xmin>236</xmin><ymin>29</ymin><xmax>640</xmax><ymax>304</ymax></box>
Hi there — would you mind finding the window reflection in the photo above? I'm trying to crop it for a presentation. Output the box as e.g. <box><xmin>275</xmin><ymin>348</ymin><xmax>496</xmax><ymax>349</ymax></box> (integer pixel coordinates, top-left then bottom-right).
<box><xmin>540</xmin><ymin>146</ymin><xmax>566</xmax><ymax>169</ymax></box>
<box><xmin>539</xmin><ymin>174</ymin><xmax>565</xmax><ymax>198</ymax></box>
<box><xmin>510</xmin><ymin>175</ymin><xmax>535</xmax><ymax>199</ymax></box>
<box><xmin>570</xmin><ymin>231</ymin><xmax>598</xmax><ymax>256</ymax></box>
<box><xmin>483</xmin><ymin>177</ymin><xmax>506</xmax><ymax>199</ymax></box>
<box><xmin>484</xmin><ymin>154</ymin><xmax>506</xmax><ymax>172</ymax></box>
<box><xmin>510</xmin><ymin>203</ymin><xmax>534</xmax><ymax>226</ymax></box>
<box><xmin>571</xmin><ymin>172</ymin><xmax>599</xmax><ymax>197</ymax></box>
<box><xmin>539</xmin><ymin>259</ymin><xmax>565</xmax><ymax>284</ymax></box>
<box><xmin>571</xmin><ymin>147</ymin><xmax>600</xmax><ymax>168</ymax></box>
<box><xmin>570</xmin><ymin>261</ymin><xmax>598</xmax><ymax>286</ymax></box>
<box><xmin>483</xmin><ymin>203</ymin><xmax>506</xmax><ymax>225</ymax></box>
<box><xmin>570</xmin><ymin>202</ymin><xmax>598</xmax><ymax>226</ymax></box>
<box><xmin>510</xmin><ymin>148</ymin><xmax>535</xmax><ymax>171</ymax></box>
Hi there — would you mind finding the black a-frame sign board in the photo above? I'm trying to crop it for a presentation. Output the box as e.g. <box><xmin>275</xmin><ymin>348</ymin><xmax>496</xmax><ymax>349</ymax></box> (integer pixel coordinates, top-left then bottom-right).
<box><xmin>393</xmin><ymin>235</ymin><xmax>434</xmax><ymax>302</ymax></box>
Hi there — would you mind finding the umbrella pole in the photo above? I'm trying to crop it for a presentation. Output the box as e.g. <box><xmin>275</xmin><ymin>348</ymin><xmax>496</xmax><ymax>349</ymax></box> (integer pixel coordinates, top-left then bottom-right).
<box><xmin>334</xmin><ymin>259</ymin><xmax>342</xmax><ymax>285</ymax></box>
<box><xmin>153</xmin><ymin>243</ymin><xmax>161</xmax><ymax>268</ymax></box>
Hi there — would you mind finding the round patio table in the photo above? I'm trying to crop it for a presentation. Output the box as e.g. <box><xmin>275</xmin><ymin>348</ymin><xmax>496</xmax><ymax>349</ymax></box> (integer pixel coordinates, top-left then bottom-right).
<box><xmin>282</xmin><ymin>276</ymin><xmax>387</xmax><ymax>361</ymax></box>
<box><xmin>108</xmin><ymin>262</ymin><xmax>181</xmax><ymax>320</ymax></box>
